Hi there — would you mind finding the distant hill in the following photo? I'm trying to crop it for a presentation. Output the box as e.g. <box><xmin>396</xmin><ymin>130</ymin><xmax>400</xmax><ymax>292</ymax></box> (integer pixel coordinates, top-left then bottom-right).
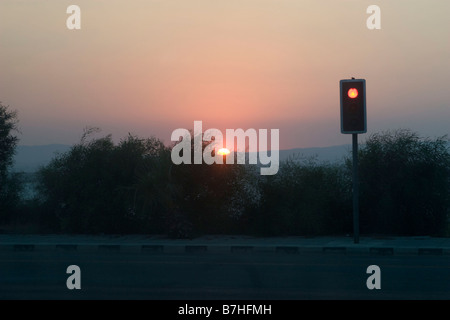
<box><xmin>12</xmin><ymin>143</ymin><xmax>352</xmax><ymax>173</ymax></box>
<box><xmin>12</xmin><ymin>144</ymin><xmax>72</xmax><ymax>172</ymax></box>
<box><xmin>279</xmin><ymin>144</ymin><xmax>351</xmax><ymax>163</ymax></box>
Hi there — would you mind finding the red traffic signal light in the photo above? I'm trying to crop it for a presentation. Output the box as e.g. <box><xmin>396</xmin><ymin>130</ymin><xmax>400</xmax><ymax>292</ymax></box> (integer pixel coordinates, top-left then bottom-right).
<box><xmin>348</xmin><ymin>88</ymin><xmax>358</xmax><ymax>99</ymax></box>
<box><xmin>340</xmin><ymin>79</ymin><xmax>367</xmax><ymax>134</ymax></box>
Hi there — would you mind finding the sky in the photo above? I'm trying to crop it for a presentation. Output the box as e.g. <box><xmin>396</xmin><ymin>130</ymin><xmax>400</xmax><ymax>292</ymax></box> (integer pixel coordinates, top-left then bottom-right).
<box><xmin>0</xmin><ymin>0</ymin><xmax>449</xmax><ymax>150</ymax></box>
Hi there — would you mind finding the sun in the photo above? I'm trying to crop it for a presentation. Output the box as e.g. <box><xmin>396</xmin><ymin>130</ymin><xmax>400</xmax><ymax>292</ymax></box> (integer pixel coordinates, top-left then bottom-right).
<box><xmin>217</xmin><ymin>148</ymin><xmax>230</xmax><ymax>156</ymax></box>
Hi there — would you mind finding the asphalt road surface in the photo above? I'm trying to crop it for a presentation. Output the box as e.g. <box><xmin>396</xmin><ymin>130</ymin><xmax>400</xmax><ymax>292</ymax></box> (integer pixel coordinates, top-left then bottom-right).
<box><xmin>0</xmin><ymin>251</ymin><xmax>449</xmax><ymax>300</ymax></box>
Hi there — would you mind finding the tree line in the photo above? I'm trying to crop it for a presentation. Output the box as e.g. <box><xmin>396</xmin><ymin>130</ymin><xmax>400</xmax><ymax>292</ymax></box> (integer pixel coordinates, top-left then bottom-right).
<box><xmin>1</xmin><ymin>103</ymin><xmax>449</xmax><ymax>237</ymax></box>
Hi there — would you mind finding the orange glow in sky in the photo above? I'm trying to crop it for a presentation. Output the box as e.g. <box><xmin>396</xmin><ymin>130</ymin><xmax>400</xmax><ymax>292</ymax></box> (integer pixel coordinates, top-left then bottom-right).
<box><xmin>1</xmin><ymin>1</ymin><xmax>449</xmax><ymax>149</ymax></box>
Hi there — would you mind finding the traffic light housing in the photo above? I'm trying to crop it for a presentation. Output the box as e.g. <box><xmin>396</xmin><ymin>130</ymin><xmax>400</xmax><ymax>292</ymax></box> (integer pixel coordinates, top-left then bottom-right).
<box><xmin>340</xmin><ymin>79</ymin><xmax>367</xmax><ymax>134</ymax></box>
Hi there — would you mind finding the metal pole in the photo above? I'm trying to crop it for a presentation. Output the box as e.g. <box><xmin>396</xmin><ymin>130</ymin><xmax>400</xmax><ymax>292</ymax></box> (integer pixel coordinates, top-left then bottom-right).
<box><xmin>352</xmin><ymin>133</ymin><xmax>360</xmax><ymax>244</ymax></box>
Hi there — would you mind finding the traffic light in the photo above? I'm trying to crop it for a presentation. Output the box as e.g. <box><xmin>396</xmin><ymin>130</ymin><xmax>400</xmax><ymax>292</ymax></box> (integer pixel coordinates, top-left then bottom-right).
<box><xmin>340</xmin><ymin>79</ymin><xmax>367</xmax><ymax>134</ymax></box>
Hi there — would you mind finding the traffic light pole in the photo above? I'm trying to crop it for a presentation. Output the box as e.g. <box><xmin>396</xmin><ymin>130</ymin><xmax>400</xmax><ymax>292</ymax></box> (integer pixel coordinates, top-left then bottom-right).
<box><xmin>352</xmin><ymin>133</ymin><xmax>360</xmax><ymax>244</ymax></box>
<box><xmin>340</xmin><ymin>77</ymin><xmax>366</xmax><ymax>243</ymax></box>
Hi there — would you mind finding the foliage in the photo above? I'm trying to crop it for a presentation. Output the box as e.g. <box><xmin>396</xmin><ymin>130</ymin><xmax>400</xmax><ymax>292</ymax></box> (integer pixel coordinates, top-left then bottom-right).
<box><xmin>356</xmin><ymin>129</ymin><xmax>450</xmax><ymax>236</ymax></box>
<box><xmin>243</xmin><ymin>157</ymin><xmax>352</xmax><ymax>236</ymax></box>
<box><xmin>0</xmin><ymin>103</ymin><xmax>19</xmax><ymax>176</ymax></box>
<box><xmin>37</xmin><ymin>130</ymin><xmax>167</xmax><ymax>233</ymax></box>
<box><xmin>0</xmin><ymin>103</ymin><xmax>21</xmax><ymax>223</ymax></box>
<box><xmin>12</xmin><ymin>126</ymin><xmax>450</xmax><ymax>237</ymax></box>
<box><xmin>157</xmin><ymin>133</ymin><xmax>253</xmax><ymax>237</ymax></box>
<box><xmin>36</xmin><ymin>130</ymin><xmax>254</xmax><ymax>237</ymax></box>
<box><xmin>0</xmin><ymin>173</ymin><xmax>23</xmax><ymax>224</ymax></box>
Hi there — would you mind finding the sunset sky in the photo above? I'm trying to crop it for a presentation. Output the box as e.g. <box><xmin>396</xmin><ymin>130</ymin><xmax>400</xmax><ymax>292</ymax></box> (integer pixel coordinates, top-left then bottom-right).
<box><xmin>1</xmin><ymin>0</ymin><xmax>449</xmax><ymax>149</ymax></box>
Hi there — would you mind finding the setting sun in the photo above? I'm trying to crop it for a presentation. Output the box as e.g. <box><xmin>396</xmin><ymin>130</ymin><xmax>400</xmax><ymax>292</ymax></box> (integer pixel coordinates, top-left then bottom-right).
<box><xmin>217</xmin><ymin>148</ymin><xmax>231</xmax><ymax>156</ymax></box>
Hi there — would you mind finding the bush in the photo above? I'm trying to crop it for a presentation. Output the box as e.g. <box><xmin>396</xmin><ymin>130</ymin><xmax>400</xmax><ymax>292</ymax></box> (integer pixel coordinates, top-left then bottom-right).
<box><xmin>163</xmin><ymin>134</ymin><xmax>252</xmax><ymax>237</ymax></box>
<box><xmin>0</xmin><ymin>172</ymin><xmax>23</xmax><ymax>224</ymax></box>
<box><xmin>36</xmin><ymin>131</ymin><xmax>168</xmax><ymax>234</ymax></box>
<box><xmin>33</xmin><ymin>127</ymin><xmax>450</xmax><ymax>237</ymax></box>
<box><xmin>357</xmin><ymin>129</ymin><xmax>450</xmax><ymax>236</ymax></box>
<box><xmin>36</xmin><ymin>129</ymin><xmax>258</xmax><ymax>237</ymax></box>
<box><xmin>0</xmin><ymin>103</ymin><xmax>21</xmax><ymax>224</ymax></box>
<box><xmin>243</xmin><ymin>157</ymin><xmax>352</xmax><ymax>236</ymax></box>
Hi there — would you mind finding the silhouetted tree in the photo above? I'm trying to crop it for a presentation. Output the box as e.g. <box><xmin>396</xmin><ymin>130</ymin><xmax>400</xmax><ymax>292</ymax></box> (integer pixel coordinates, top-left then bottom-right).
<box><xmin>0</xmin><ymin>103</ymin><xmax>21</xmax><ymax>224</ymax></box>
<box><xmin>244</xmin><ymin>157</ymin><xmax>352</xmax><ymax>236</ymax></box>
<box><xmin>36</xmin><ymin>129</ymin><xmax>167</xmax><ymax>233</ymax></box>
<box><xmin>34</xmin><ymin>125</ymin><xmax>450</xmax><ymax>237</ymax></box>
<box><xmin>356</xmin><ymin>129</ymin><xmax>450</xmax><ymax>236</ymax></box>
<box><xmin>160</xmin><ymin>132</ymin><xmax>251</xmax><ymax>237</ymax></box>
<box><xmin>0</xmin><ymin>103</ymin><xmax>19</xmax><ymax>176</ymax></box>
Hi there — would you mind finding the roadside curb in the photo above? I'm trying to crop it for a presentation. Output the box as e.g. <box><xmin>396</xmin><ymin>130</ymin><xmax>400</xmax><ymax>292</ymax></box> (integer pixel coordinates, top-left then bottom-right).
<box><xmin>0</xmin><ymin>244</ymin><xmax>448</xmax><ymax>255</ymax></box>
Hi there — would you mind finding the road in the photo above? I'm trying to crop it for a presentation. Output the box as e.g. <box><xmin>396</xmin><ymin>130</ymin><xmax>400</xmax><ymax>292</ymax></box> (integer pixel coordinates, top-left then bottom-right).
<box><xmin>0</xmin><ymin>251</ymin><xmax>449</xmax><ymax>300</ymax></box>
